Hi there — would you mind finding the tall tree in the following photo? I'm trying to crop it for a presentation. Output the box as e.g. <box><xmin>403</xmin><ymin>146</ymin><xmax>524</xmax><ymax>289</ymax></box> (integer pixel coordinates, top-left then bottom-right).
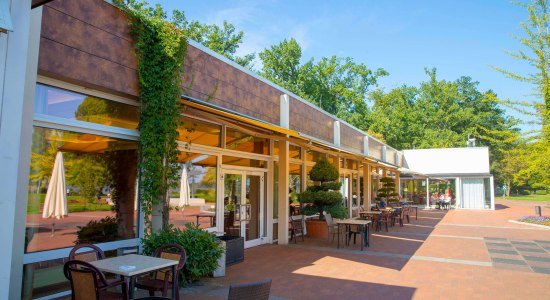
<box><xmin>259</xmin><ymin>38</ymin><xmax>388</xmax><ymax>130</ymax></box>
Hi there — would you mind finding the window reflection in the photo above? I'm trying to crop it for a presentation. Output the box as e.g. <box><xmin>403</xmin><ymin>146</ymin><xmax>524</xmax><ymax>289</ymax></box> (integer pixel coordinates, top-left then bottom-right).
<box><xmin>178</xmin><ymin>116</ymin><xmax>221</xmax><ymax>147</ymax></box>
<box><xmin>289</xmin><ymin>144</ymin><xmax>301</xmax><ymax>159</ymax></box>
<box><xmin>225</xmin><ymin>127</ymin><xmax>269</xmax><ymax>155</ymax></box>
<box><xmin>34</xmin><ymin>84</ymin><xmax>139</xmax><ymax>130</ymax></box>
<box><xmin>222</xmin><ymin>155</ymin><xmax>267</xmax><ymax>168</ymax></box>
<box><xmin>26</xmin><ymin>127</ymin><xmax>138</xmax><ymax>253</ymax></box>
<box><xmin>289</xmin><ymin>164</ymin><xmax>302</xmax><ymax>215</ymax></box>
<box><xmin>171</xmin><ymin>152</ymin><xmax>217</xmax><ymax>229</ymax></box>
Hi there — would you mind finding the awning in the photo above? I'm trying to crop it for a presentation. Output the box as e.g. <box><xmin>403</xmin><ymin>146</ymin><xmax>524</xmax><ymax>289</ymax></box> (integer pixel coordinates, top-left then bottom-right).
<box><xmin>181</xmin><ymin>97</ymin><xmax>304</xmax><ymax>140</ymax></box>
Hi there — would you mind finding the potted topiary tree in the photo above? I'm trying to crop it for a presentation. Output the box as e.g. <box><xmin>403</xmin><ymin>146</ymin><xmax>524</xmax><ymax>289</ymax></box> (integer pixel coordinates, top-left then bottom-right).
<box><xmin>376</xmin><ymin>177</ymin><xmax>399</xmax><ymax>205</ymax></box>
<box><xmin>298</xmin><ymin>157</ymin><xmax>346</xmax><ymax>239</ymax></box>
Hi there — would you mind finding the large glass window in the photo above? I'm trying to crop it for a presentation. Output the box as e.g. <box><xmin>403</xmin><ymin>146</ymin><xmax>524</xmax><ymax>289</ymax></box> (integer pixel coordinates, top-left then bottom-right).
<box><xmin>26</xmin><ymin>127</ymin><xmax>138</xmax><ymax>253</ymax></box>
<box><xmin>178</xmin><ymin>116</ymin><xmax>221</xmax><ymax>147</ymax></box>
<box><xmin>289</xmin><ymin>144</ymin><xmax>301</xmax><ymax>159</ymax></box>
<box><xmin>34</xmin><ymin>84</ymin><xmax>139</xmax><ymax>130</ymax></box>
<box><xmin>289</xmin><ymin>164</ymin><xmax>302</xmax><ymax>215</ymax></box>
<box><xmin>170</xmin><ymin>152</ymin><xmax>217</xmax><ymax>229</ymax></box>
<box><xmin>306</xmin><ymin>150</ymin><xmax>323</xmax><ymax>162</ymax></box>
<box><xmin>225</xmin><ymin>127</ymin><xmax>269</xmax><ymax>155</ymax></box>
<box><xmin>222</xmin><ymin>155</ymin><xmax>267</xmax><ymax>168</ymax></box>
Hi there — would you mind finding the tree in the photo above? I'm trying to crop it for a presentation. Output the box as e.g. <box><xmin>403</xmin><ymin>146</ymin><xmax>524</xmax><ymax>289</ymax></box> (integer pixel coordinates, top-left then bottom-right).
<box><xmin>492</xmin><ymin>0</ymin><xmax>550</xmax><ymax>192</ymax></box>
<box><xmin>493</xmin><ymin>0</ymin><xmax>549</xmax><ymax>130</ymax></box>
<box><xmin>259</xmin><ymin>38</ymin><xmax>388</xmax><ymax>130</ymax></box>
<box><xmin>297</xmin><ymin>157</ymin><xmax>344</xmax><ymax>220</ymax></box>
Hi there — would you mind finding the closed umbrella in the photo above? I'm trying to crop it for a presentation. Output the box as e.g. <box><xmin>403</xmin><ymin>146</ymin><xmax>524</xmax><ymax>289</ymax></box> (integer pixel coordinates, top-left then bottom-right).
<box><xmin>42</xmin><ymin>152</ymin><xmax>68</xmax><ymax>236</ymax></box>
<box><xmin>178</xmin><ymin>167</ymin><xmax>191</xmax><ymax>207</ymax></box>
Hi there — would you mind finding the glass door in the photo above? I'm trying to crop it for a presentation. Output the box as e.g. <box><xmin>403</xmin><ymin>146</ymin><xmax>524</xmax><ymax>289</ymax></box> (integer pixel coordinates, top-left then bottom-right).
<box><xmin>222</xmin><ymin>170</ymin><xmax>265</xmax><ymax>248</ymax></box>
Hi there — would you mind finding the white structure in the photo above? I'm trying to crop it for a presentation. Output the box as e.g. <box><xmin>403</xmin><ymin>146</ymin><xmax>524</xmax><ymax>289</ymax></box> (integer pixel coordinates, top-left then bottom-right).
<box><xmin>402</xmin><ymin>147</ymin><xmax>495</xmax><ymax>210</ymax></box>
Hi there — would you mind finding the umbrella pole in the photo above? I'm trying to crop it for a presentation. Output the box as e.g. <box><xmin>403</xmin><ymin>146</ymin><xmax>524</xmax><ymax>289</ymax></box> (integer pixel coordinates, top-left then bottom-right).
<box><xmin>51</xmin><ymin>222</ymin><xmax>55</xmax><ymax>237</ymax></box>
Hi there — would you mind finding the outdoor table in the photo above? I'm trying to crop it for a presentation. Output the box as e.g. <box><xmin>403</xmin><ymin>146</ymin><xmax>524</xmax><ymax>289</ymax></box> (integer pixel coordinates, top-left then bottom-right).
<box><xmin>190</xmin><ymin>212</ymin><xmax>216</xmax><ymax>227</ymax></box>
<box><xmin>90</xmin><ymin>254</ymin><xmax>179</xmax><ymax>299</ymax></box>
<box><xmin>336</xmin><ymin>219</ymin><xmax>371</xmax><ymax>251</ymax></box>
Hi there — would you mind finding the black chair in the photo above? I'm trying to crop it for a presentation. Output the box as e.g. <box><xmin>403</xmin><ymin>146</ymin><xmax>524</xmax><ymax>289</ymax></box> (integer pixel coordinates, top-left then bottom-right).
<box><xmin>63</xmin><ymin>260</ymin><xmax>128</xmax><ymax>300</ymax></box>
<box><xmin>228</xmin><ymin>278</ymin><xmax>272</xmax><ymax>300</ymax></box>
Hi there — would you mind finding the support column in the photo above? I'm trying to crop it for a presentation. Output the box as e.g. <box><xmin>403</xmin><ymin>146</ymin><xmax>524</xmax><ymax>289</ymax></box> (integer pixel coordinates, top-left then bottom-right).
<box><xmin>426</xmin><ymin>178</ymin><xmax>430</xmax><ymax>209</ymax></box>
<box><xmin>334</xmin><ymin>121</ymin><xmax>340</xmax><ymax>146</ymax></box>
<box><xmin>365</xmin><ymin>164</ymin><xmax>372</xmax><ymax>211</ymax></box>
<box><xmin>395</xmin><ymin>172</ymin><xmax>401</xmax><ymax>196</ymax></box>
<box><xmin>277</xmin><ymin>140</ymin><xmax>290</xmax><ymax>244</ymax></box>
<box><xmin>0</xmin><ymin>2</ymin><xmax>40</xmax><ymax>299</ymax></box>
<box><xmin>489</xmin><ymin>176</ymin><xmax>495</xmax><ymax>210</ymax></box>
<box><xmin>455</xmin><ymin>177</ymin><xmax>461</xmax><ymax>208</ymax></box>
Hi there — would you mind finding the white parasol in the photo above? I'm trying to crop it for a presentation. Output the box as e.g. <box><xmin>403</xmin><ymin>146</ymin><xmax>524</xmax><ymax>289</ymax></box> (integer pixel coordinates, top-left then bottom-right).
<box><xmin>178</xmin><ymin>167</ymin><xmax>191</xmax><ymax>207</ymax></box>
<box><xmin>42</xmin><ymin>152</ymin><xmax>68</xmax><ymax>235</ymax></box>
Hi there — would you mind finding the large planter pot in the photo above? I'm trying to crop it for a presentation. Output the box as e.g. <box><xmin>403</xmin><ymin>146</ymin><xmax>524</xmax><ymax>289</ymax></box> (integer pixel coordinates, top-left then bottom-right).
<box><xmin>305</xmin><ymin>219</ymin><xmax>328</xmax><ymax>239</ymax></box>
<box><xmin>218</xmin><ymin>235</ymin><xmax>244</xmax><ymax>266</ymax></box>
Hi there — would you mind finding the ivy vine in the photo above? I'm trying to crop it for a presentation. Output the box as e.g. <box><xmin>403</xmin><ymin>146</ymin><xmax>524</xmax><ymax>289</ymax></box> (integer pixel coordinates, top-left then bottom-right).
<box><xmin>116</xmin><ymin>1</ymin><xmax>188</xmax><ymax>233</ymax></box>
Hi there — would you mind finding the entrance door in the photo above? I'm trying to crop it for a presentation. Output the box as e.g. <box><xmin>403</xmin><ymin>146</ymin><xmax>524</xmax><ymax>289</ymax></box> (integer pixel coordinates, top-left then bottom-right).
<box><xmin>461</xmin><ymin>178</ymin><xmax>485</xmax><ymax>209</ymax></box>
<box><xmin>222</xmin><ymin>170</ymin><xmax>265</xmax><ymax>248</ymax></box>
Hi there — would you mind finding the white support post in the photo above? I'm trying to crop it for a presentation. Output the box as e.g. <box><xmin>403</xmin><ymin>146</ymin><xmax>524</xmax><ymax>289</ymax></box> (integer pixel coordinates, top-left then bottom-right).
<box><xmin>277</xmin><ymin>140</ymin><xmax>290</xmax><ymax>244</ymax></box>
<box><xmin>333</xmin><ymin>121</ymin><xmax>340</xmax><ymax>146</ymax></box>
<box><xmin>365</xmin><ymin>164</ymin><xmax>371</xmax><ymax>211</ymax></box>
<box><xmin>425</xmin><ymin>178</ymin><xmax>430</xmax><ymax>209</ymax></box>
<box><xmin>489</xmin><ymin>176</ymin><xmax>495</xmax><ymax>210</ymax></box>
<box><xmin>363</xmin><ymin>136</ymin><xmax>369</xmax><ymax>156</ymax></box>
<box><xmin>280</xmin><ymin>94</ymin><xmax>290</xmax><ymax>129</ymax></box>
<box><xmin>455</xmin><ymin>177</ymin><xmax>461</xmax><ymax>209</ymax></box>
<box><xmin>0</xmin><ymin>2</ymin><xmax>40</xmax><ymax>299</ymax></box>
<box><xmin>382</xmin><ymin>145</ymin><xmax>387</xmax><ymax>162</ymax></box>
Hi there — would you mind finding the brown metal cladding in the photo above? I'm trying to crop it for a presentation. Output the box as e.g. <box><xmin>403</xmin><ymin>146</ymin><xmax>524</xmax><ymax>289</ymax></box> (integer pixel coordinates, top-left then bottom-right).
<box><xmin>340</xmin><ymin>123</ymin><xmax>364</xmax><ymax>153</ymax></box>
<box><xmin>289</xmin><ymin>98</ymin><xmax>333</xmax><ymax>143</ymax></box>
<box><xmin>38</xmin><ymin>0</ymin><xmax>138</xmax><ymax>98</ymax></box>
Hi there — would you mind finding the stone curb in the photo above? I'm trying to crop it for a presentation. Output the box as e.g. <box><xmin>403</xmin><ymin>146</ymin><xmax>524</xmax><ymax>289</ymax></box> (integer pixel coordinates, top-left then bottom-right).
<box><xmin>508</xmin><ymin>220</ymin><xmax>550</xmax><ymax>229</ymax></box>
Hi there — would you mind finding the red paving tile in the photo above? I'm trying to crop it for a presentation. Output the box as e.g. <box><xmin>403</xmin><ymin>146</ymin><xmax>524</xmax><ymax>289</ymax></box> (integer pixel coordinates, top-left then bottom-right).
<box><xmin>181</xmin><ymin>200</ymin><xmax>550</xmax><ymax>299</ymax></box>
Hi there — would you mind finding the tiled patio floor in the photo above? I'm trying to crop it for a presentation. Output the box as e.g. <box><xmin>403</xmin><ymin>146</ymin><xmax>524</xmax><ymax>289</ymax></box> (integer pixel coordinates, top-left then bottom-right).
<box><xmin>180</xmin><ymin>200</ymin><xmax>550</xmax><ymax>300</ymax></box>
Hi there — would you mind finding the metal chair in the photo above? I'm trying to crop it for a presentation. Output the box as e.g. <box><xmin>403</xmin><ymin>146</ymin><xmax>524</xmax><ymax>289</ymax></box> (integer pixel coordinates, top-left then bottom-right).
<box><xmin>135</xmin><ymin>244</ymin><xmax>186</xmax><ymax>300</ymax></box>
<box><xmin>69</xmin><ymin>243</ymin><xmax>106</xmax><ymax>262</ymax></box>
<box><xmin>63</xmin><ymin>260</ymin><xmax>128</xmax><ymax>300</ymax></box>
<box><xmin>289</xmin><ymin>215</ymin><xmax>305</xmax><ymax>243</ymax></box>
<box><xmin>228</xmin><ymin>278</ymin><xmax>272</xmax><ymax>300</ymax></box>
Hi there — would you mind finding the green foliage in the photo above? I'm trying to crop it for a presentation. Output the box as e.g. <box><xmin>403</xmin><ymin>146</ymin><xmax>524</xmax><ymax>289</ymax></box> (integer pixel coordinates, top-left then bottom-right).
<box><xmin>535</xmin><ymin>190</ymin><xmax>548</xmax><ymax>195</ymax></box>
<box><xmin>377</xmin><ymin>177</ymin><xmax>399</xmax><ymax>203</ymax></box>
<box><xmin>116</xmin><ymin>0</ymin><xmax>188</xmax><ymax>232</ymax></box>
<box><xmin>298</xmin><ymin>157</ymin><xmax>343</xmax><ymax>220</ymax></box>
<box><xmin>259</xmin><ymin>38</ymin><xmax>387</xmax><ymax>130</ymax></box>
<box><xmin>521</xmin><ymin>190</ymin><xmax>532</xmax><ymax>195</ymax></box>
<box><xmin>141</xmin><ymin>224</ymin><xmax>224</xmax><ymax>283</ymax></box>
<box><xmin>76</xmin><ymin>217</ymin><xmax>118</xmax><ymax>244</ymax></box>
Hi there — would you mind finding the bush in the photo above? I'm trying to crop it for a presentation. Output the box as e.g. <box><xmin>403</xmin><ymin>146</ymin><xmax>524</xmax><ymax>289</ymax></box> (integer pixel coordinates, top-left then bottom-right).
<box><xmin>76</xmin><ymin>216</ymin><xmax>118</xmax><ymax>244</ymax></box>
<box><xmin>535</xmin><ymin>190</ymin><xmax>548</xmax><ymax>195</ymax></box>
<box><xmin>141</xmin><ymin>223</ymin><xmax>224</xmax><ymax>283</ymax></box>
<box><xmin>521</xmin><ymin>190</ymin><xmax>532</xmax><ymax>195</ymax></box>
<box><xmin>298</xmin><ymin>157</ymin><xmax>343</xmax><ymax>220</ymax></box>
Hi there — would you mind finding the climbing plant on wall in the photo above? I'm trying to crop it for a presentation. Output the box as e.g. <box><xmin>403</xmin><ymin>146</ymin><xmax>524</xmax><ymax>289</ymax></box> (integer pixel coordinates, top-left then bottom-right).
<box><xmin>115</xmin><ymin>0</ymin><xmax>188</xmax><ymax>232</ymax></box>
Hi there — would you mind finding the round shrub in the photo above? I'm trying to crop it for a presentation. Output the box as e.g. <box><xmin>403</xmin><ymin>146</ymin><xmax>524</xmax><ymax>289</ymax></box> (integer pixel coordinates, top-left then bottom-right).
<box><xmin>535</xmin><ymin>190</ymin><xmax>548</xmax><ymax>195</ymax></box>
<box><xmin>142</xmin><ymin>223</ymin><xmax>224</xmax><ymax>283</ymax></box>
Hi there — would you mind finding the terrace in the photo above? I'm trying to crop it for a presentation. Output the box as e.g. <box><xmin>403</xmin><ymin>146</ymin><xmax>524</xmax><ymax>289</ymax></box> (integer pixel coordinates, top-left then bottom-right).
<box><xmin>176</xmin><ymin>199</ymin><xmax>550</xmax><ymax>299</ymax></box>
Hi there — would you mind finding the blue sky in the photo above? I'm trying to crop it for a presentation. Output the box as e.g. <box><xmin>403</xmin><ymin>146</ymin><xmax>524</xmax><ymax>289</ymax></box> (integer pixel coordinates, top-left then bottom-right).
<box><xmin>150</xmin><ymin>0</ymin><xmax>539</xmax><ymax>131</ymax></box>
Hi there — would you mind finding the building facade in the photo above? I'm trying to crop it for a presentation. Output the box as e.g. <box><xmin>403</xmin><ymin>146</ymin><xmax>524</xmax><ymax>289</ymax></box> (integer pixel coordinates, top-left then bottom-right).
<box><xmin>0</xmin><ymin>1</ymin><xmax>493</xmax><ymax>299</ymax></box>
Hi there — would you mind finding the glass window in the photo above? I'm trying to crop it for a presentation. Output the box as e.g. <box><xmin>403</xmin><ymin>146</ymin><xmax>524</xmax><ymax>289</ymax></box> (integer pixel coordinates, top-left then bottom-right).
<box><xmin>222</xmin><ymin>155</ymin><xmax>267</xmax><ymax>168</ymax></box>
<box><xmin>289</xmin><ymin>164</ymin><xmax>302</xmax><ymax>206</ymax></box>
<box><xmin>273</xmin><ymin>140</ymin><xmax>279</xmax><ymax>156</ymax></box>
<box><xmin>178</xmin><ymin>116</ymin><xmax>221</xmax><ymax>147</ymax></box>
<box><xmin>26</xmin><ymin>127</ymin><xmax>138</xmax><ymax>253</ymax></box>
<box><xmin>34</xmin><ymin>84</ymin><xmax>139</xmax><ymax>130</ymax></box>
<box><xmin>346</xmin><ymin>159</ymin><xmax>358</xmax><ymax>170</ymax></box>
<box><xmin>171</xmin><ymin>152</ymin><xmax>217</xmax><ymax>229</ymax></box>
<box><xmin>306</xmin><ymin>165</ymin><xmax>314</xmax><ymax>187</ymax></box>
<box><xmin>225</xmin><ymin>127</ymin><xmax>269</xmax><ymax>155</ymax></box>
<box><xmin>273</xmin><ymin>162</ymin><xmax>279</xmax><ymax>218</ymax></box>
<box><xmin>306</xmin><ymin>150</ymin><xmax>324</xmax><ymax>162</ymax></box>
<box><xmin>289</xmin><ymin>144</ymin><xmax>301</xmax><ymax>159</ymax></box>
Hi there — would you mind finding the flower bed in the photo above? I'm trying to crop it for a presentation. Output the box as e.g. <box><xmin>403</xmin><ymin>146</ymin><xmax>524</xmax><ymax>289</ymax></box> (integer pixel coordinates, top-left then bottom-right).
<box><xmin>518</xmin><ymin>216</ymin><xmax>550</xmax><ymax>226</ymax></box>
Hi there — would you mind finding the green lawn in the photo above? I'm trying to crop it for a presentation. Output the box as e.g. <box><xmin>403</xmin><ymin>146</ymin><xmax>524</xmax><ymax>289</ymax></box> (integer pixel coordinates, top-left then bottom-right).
<box><xmin>504</xmin><ymin>194</ymin><xmax>550</xmax><ymax>202</ymax></box>
<box><xmin>27</xmin><ymin>193</ymin><xmax>112</xmax><ymax>214</ymax></box>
